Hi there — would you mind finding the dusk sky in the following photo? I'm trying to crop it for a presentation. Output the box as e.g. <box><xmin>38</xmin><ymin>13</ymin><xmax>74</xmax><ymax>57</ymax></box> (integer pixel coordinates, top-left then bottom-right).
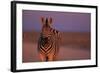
<box><xmin>22</xmin><ymin>10</ymin><xmax>91</xmax><ymax>32</ymax></box>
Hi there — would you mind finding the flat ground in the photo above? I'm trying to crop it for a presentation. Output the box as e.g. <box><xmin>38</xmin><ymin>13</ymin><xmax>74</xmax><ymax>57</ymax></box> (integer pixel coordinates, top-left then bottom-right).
<box><xmin>22</xmin><ymin>32</ymin><xmax>90</xmax><ymax>62</ymax></box>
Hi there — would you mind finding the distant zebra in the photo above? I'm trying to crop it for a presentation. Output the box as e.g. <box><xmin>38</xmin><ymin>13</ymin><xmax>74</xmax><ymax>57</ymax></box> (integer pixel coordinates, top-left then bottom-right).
<box><xmin>38</xmin><ymin>17</ymin><xmax>61</xmax><ymax>61</ymax></box>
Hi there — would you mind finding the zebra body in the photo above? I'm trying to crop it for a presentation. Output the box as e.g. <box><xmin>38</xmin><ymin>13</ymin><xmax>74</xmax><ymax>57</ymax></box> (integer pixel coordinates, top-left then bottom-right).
<box><xmin>38</xmin><ymin>17</ymin><xmax>61</xmax><ymax>61</ymax></box>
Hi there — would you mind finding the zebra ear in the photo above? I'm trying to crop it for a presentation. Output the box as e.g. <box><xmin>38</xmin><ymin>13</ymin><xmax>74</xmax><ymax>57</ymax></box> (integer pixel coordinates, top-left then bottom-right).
<box><xmin>41</xmin><ymin>17</ymin><xmax>45</xmax><ymax>25</ymax></box>
<box><xmin>49</xmin><ymin>17</ymin><xmax>52</xmax><ymax>25</ymax></box>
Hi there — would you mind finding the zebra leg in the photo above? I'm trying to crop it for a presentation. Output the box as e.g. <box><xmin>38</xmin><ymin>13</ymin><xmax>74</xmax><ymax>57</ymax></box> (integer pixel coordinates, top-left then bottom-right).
<box><xmin>48</xmin><ymin>55</ymin><xmax>57</xmax><ymax>61</ymax></box>
<box><xmin>45</xmin><ymin>56</ymin><xmax>49</xmax><ymax>61</ymax></box>
<box><xmin>48</xmin><ymin>54</ymin><xmax>54</xmax><ymax>61</ymax></box>
<box><xmin>48</xmin><ymin>56</ymin><xmax>53</xmax><ymax>61</ymax></box>
<box><xmin>53</xmin><ymin>54</ymin><xmax>57</xmax><ymax>61</ymax></box>
<box><xmin>39</xmin><ymin>53</ymin><xmax>45</xmax><ymax>62</ymax></box>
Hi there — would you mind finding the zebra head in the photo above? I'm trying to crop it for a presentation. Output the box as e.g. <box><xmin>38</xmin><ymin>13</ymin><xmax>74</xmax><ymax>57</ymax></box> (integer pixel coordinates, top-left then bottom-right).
<box><xmin>41</xmin><ymin>17</ymin><xmax>52</xmax><ymax>38</ymax></box>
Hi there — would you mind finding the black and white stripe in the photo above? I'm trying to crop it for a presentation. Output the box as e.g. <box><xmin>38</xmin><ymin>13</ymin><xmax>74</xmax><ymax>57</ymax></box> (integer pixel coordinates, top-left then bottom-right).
<box><xmin>38</xmin><ymin>17</ymin><xmax>61</xmax><ymax>61</ymax></box>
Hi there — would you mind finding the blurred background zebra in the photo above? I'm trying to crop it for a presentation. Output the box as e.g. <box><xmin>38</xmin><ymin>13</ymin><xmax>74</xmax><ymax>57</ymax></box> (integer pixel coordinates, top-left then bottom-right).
<box><xmin>38</xmin><ymin>17</ymin><xmax>61</xmax><ymax>61</ymax></box>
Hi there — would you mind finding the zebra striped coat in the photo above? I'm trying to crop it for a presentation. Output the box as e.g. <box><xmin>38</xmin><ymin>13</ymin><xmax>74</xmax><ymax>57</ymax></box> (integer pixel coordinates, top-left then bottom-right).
<box><xmin>38</xmin><ymin>17</ymin><xmax>61</xmax><ymax>61</ymax></box>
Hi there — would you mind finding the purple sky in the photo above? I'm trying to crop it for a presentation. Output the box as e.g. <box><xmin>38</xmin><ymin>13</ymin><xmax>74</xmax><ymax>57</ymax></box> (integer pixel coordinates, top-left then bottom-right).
<box><xmin>22</xmin><ymin>10</ymin><xmax>91</xmax><ymax>32</ymax></box>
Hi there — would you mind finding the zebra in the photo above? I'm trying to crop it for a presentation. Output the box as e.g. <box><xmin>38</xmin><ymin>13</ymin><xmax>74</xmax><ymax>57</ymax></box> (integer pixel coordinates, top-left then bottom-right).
<box><xmin>38</xmin><ymin>17</ymin><xmax>61</xmax><ymax>61</ymax></box>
